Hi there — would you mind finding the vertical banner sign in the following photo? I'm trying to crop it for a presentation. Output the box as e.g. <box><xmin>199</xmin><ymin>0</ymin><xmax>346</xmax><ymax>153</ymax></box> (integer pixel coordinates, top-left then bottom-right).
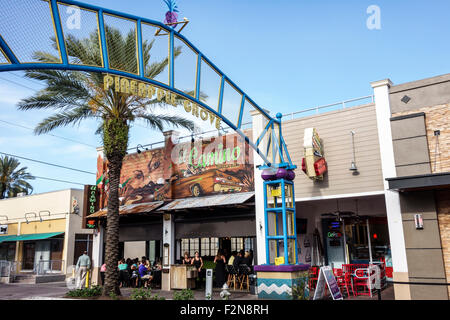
<box><xmin>313</xmin><ymin>266</ymin><xmax>343</xmax><ymax>300</ymax></box>
<box><xmin>82</xmin><ymin>185</ymin><xmax>99</xmax><ymax>229</ymax></box>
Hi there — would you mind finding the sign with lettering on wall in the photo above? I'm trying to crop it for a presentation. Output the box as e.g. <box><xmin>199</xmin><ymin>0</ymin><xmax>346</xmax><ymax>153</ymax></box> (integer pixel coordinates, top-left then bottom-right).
<box><xmin>82</xmin><ymin>185</ymin><xmax>99</xmax><ymax>229</ymax></box>
<box><xmin>301</xmin><ymin>128</ymin><xmax>327</xmax><ymax>181</ymax></box>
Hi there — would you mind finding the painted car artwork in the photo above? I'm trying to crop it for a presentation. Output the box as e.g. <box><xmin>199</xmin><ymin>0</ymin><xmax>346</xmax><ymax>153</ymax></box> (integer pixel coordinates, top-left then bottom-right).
<box><xmin>96</xmin><ymin>131</ymin><xmax>254</xmax><ymax>208</ymax></box>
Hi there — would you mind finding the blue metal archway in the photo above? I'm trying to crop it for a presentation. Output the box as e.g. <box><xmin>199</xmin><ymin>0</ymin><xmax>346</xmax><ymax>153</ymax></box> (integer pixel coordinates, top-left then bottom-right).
<box><xmin>0</xmin><ymin>0</ymin><xmax>295</xmax><ymax>170</ymax></box>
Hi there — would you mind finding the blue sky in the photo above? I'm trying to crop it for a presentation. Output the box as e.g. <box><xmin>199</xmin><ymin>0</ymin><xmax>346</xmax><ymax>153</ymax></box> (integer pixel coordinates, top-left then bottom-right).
<box><xmin>1</xmin><ymin>0</ymin><xmax>450</xmax><ymax>194</ymax></box>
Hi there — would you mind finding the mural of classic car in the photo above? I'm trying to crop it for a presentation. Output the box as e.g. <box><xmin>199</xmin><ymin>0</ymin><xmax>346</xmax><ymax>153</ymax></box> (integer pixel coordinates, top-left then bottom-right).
<box><xmin>168</xmin><ymin>169</ymin><xmax>246</xmax><ymax>198</ymax></box>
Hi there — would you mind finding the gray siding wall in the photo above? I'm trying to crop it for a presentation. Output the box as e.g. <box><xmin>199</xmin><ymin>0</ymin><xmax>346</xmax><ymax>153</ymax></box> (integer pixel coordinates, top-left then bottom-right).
<box><xmin>390</xmin><ymin>73</ymin><xmax>450</xmax><ymax>113</ymax></box>
<box><xmin>400</xmin><ymin>191</ymin><xmax>448</xmax><ymax>300</ymax></box>
<box><xmin>282</xmin><ymin>104</ymin><xmax>384</xmax><ymax>199</ymax></box>
<box><xmin>390</xmin><ymin>113</ymin><xmax>431</xmax><ymax>176</ymax></box>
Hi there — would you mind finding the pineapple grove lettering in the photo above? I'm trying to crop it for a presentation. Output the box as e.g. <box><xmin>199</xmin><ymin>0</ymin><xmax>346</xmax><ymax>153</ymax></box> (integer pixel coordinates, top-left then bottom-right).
<box><xmin>103</xmin><ymin>74</ymin><xmax>222</xmax><ymax>130</ymax></box>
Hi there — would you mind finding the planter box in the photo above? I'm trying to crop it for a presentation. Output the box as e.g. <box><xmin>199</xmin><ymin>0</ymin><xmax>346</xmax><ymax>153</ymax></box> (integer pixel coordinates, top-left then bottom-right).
<box><xmin>254</xmin><ymin>264</ymin><xmax>310</xmax><ymax>300</ymax></box>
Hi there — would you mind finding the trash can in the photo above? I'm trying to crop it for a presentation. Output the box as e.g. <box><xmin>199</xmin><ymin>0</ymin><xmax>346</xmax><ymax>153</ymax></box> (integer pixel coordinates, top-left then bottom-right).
<box><xmin>249</xmin><ymin>274</ymin><xmax>257</xmax><ymax>295</ymax></box>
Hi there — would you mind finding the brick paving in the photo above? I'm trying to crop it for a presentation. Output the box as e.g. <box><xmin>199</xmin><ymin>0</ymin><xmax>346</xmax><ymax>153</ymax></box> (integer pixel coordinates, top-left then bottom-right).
<box><xmin>0</xmin><ymin>281</ymin><xmax>394</xmax><ymax>300</ymax></box>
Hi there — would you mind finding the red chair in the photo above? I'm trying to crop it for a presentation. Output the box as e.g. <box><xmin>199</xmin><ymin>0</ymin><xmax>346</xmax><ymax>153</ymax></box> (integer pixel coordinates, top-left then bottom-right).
<box><xmin>333</xmin><ymin>268</ymin><xmax>350</xmax><ymax>297</ymax></box>
<box><xmin>339</xmin><ymin>266</ymin><xmax>355</xmax><ymax>297</ymax></box>
<box><xmin>353</xmin><ymin>268</ymin><xmax>372</xmax><ymax>296</ymax></box>
<box><xmin>308</xmin><ymin>267</ymin><xmax>319</xmax><ymax>290</ymax></box>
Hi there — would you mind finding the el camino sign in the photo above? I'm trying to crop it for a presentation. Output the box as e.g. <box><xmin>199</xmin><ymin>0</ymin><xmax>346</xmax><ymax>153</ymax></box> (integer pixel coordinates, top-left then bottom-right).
<box><xmin>301</xmin><ymin>128</ymin><xmax>327</xmax><ymax>181</ymax></box>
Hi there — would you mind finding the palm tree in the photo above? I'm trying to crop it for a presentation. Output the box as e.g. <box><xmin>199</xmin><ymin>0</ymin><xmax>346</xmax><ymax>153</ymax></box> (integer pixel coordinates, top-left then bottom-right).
<box><xmin>0</xmin><ymin>155</ymin><xmax>34</xmax><ymax>199</ymax></box>
<box><xmin>17</xmin><ymin>26</ymin><xmax>195</xmax><ymax>296</ymax></box>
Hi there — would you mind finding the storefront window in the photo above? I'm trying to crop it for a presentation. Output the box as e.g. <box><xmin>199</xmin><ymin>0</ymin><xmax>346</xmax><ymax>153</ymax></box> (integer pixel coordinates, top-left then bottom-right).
<box><xmin>231</xmin><ymin>238</ymin><xmax>243</xmax><ymax>252</ymax></box>
<box><xmin>189</xmin><ymin>239</ymin><xmax>199</xmax><ymax>257</ymax></box>
<box><xmin>201</xmin><ymin>238</ymin><xmax>210</xmax><ymax>256</ymax></box>
<box><xmin>0</xmin><ymin>242</ymin><xmax>16</xmax><ymax>261</ymax></box>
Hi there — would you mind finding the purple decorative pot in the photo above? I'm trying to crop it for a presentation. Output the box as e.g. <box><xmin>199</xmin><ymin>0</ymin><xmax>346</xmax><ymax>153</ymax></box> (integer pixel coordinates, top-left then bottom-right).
<box><xmin>286</xmin><ymin>170</ymin><xmax>296</xmax><ymax>181</ymax></box>
<box><xmin>261</xmin><ymin>168</ymin><xmax>276</xmax><ymax>181</ymax></box>
<box><xmin>275</xmin><ymin>168</ymin><xmax>288</xmax><ymax>179</ymax></box>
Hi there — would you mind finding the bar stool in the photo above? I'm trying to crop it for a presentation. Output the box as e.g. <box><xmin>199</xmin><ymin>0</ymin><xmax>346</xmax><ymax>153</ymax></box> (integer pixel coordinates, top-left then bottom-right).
<box><xmin>226</xmin><ymin>265</ymin><xmax>239</xmax><ymax>290</ymax></box>
<box><xmin>238</xmin><ymin>264</ymin><xmax>251</xmax><ymax>291</ymax></box>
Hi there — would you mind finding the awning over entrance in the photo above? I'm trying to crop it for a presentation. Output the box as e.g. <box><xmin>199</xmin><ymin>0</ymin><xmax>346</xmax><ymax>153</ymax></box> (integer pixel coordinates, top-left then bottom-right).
<box><xmin>87</xmin><ymin>201</ymin><xmax>164</xmax><ymax>218</ymax></box>
<box><xmin>158</xmin><ymin>192</ymin><xmax>255</xmax><ymax>211</ymax></box>
<box><xmin>386</xmin><ymin>172</ymin><xmax>450</xmax><ymax>191</ymax></box>
<box><xmin>0</xmin><ymin>232</ymin><xmax>64</xmax><ymax>243</ymax></box>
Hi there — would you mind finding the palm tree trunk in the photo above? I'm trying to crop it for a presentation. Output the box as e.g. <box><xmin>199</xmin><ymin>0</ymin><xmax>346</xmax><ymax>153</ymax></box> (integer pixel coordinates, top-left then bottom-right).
<box><xmin>101</xmin><ymin>118</ymin><xmax>129</xmax><ymax>297</ymax></box>
<box><xmin>0</xmin><ymin>184</ymin><xmax>5</xmax><ymax>200</ymax></box>
<box><xmin>103</xmin><ymin>153</ymin><xmax>123</xmax><ymax>296</ymax></box>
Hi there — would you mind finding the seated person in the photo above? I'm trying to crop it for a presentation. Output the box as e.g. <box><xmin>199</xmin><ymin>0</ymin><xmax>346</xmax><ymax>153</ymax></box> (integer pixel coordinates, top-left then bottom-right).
<box><xmin>243</xmin><ymin>251</ymin><xmax>252</xmax><ymax>266</ymax></box>
<box><xmin>138</xmin><ymin>258</ymin><xmax>153</xmax><ymax>288</ymax></box>
<box><xmin>228</xmin><ymin>251</ymin><xmax>236</xmax><ymax>266</ymax></box>
<box><xmin>233</xmin><ymin>250</ymin><xmax>244</xmax><ymax>270</ymax></box>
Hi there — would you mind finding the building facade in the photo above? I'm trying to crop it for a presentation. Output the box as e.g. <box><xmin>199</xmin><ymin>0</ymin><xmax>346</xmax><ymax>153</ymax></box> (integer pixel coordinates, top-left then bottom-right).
<box><xmin>88</xmin><ymin>73</ymin><xmax>449</xmax><ymax>300</ymax></box>
<box><xmin>0</xmin><ymin>189</ymin><xmax>93</xmax><ymax>282</ymax></box>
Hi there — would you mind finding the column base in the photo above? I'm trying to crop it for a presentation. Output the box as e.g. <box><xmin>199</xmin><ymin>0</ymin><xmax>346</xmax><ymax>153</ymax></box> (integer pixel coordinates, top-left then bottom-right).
<box><xmin>254</xmin><ymin>264</ymin><xmax>310</xmax><ymax>300</ymax></box>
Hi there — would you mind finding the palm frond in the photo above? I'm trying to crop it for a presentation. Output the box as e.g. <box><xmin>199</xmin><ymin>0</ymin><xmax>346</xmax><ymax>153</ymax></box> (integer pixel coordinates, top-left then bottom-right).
<box><xmin>34</xmin><ymin>106</ymin><xmax>97</xmax><ymax>134</ymax></box>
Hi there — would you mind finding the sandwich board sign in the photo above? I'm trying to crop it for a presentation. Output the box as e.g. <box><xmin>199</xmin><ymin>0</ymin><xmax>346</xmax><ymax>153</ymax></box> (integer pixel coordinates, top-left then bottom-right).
<box><xmin>313</xmin><ymin>266</ymin><xmax>343</xmax><ymax>300</ymax></box>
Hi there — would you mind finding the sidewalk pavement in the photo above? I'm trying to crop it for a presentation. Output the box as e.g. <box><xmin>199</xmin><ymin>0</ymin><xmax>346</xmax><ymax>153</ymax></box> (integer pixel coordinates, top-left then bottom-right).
<box><xmin>0</xmin><ymin>281</ymin><xmax>394</xmax><ymax>300</ymax></box>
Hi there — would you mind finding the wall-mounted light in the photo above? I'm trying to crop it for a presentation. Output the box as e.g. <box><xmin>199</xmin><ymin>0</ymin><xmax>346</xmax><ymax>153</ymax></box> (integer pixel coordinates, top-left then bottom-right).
<box><xmin>25</xmin><ymin>212</ymin><xmax>40</xmax><ymax>224</ymax></box>
<box><xmin>414</xmin><ymin>214</ymin><xmax>424</xmax><ymax>230</ymax></box>
<box><xmin>38</xmin><ymin>210</ymin><xmax>51</xmax><ymax>221</ymax></box>
<box><xmin>136</xmin><ymin>144</ymin><xmax>148</xmax><ymax>154</ymax></box>
<box><xmin>349</xmin><ymin>131</ymin><xmax>358</xmax><ymax>173</ymax></box>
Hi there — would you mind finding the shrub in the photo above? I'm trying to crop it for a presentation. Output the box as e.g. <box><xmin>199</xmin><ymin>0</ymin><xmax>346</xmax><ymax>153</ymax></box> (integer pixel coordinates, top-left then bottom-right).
<box><xmin>173</xmin><ymin>289</ymin><xmax>195</xmax><ymax>300</ymax></box>
<box><xmin>291</xmin><ymin>276</ymin><xmax>309</xmax><ymax>300</ymax></box>
<box><xmin>130</xmin><ymin>288</ymin><xmax>153</xmax><ymax>300</ymax></box>
<box><xmin>66</xmin><ymin>285</ymin><xmax>102</xmax><ymax>298</ymax></box>
<box><xmin>202</xmin><ymin>261</ymin><xmax>216</xmax><ymax>270</ymax></box>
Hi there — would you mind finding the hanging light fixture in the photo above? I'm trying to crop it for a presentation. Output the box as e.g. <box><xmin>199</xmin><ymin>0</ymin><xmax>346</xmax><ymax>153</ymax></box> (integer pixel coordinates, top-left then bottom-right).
<box><xmin>349</xmin><ymin>130</ymin><xmax>358</xmax><ymax>172</ymax></box>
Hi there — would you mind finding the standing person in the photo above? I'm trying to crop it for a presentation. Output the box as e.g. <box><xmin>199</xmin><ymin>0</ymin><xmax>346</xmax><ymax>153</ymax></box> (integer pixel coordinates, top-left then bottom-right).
<box><xmin>76</xmin><ymin>251</ymin><xmax>91</xmax><ymax>289</ymax></box>
<box><xmin>118</xmin><ymin>259</ymin><xmax>129</xmax><ymax>288</ymax></box>
<box><xmin>182</xmin><ymin>252</ymin><xmax>191</xmax><ymax>265</ymax></box>
<box><xmin>100</xmin><ymin>262</ymin><xmax>106</xmax><ymax>286</ymax></box>
<box><xmin>191</xmin><ymin>251</ymin><xmax>204</xmax><ymax>288</ymax></box>
<box><xmin>214</xmin><ymin>249</ymin><xmax>226</xmax><ymax>288</ymax></box>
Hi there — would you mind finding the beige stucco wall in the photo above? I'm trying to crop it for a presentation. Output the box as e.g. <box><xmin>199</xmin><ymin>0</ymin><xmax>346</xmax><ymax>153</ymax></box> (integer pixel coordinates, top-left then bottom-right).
<box><xmin>282</xmin><ymin>104</ymin><xmax>384</xmax><ymax>199</ymax></box>
<box><xmin>0</xmin><ymin>189</ymin><xmax>92</xmax><ymax>272</ymax></box>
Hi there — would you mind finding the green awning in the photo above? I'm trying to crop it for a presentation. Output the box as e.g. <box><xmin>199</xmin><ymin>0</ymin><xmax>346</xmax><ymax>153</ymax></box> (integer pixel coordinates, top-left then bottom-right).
<box><xmin>0</xmin><ymin>232</ymin><xmax>64</xmax><ymax>243</ymax></box>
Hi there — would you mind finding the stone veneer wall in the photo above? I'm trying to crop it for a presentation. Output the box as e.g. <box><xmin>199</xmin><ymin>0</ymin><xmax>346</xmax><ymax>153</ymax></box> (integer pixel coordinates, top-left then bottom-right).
<box><xmin>436</xmin><ymin>190</ymin><xmax>450</xmax><ymax>297</ymax></box>
<box><xmin>392</xmin><ymin>103</ymin><xmax>450</xmax><ymax>174</ymax></box>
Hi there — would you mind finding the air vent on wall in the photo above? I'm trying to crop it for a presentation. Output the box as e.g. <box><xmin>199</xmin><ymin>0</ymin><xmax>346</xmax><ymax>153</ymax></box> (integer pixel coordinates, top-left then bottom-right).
<box><xmin>401</xmin><ymin>95</ymin><xmax>411</xmax><ymax>104</ymax></box>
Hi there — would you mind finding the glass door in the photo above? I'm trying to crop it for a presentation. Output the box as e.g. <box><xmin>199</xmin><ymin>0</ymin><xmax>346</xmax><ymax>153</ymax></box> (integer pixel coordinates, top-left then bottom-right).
<box><xmin>22</xmin><ymin>242</ymin><xmax>35</xmax><ymax>270</ymax></box>
<box><xmin>34</xmin><ymin>240</ymin><xmax>51</xmax><ymax>273</ymax></box>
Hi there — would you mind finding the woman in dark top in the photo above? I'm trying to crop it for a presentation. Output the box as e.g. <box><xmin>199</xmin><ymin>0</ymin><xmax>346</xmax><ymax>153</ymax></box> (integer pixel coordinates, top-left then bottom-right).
<box><xmin>182</xmin><ymin>252</ymin><xmax>191</xmax><ymax>265</ymax></box>
<box><xmin>214</xmin><ymin>249</ymin><xmax>226</xmax><ymax>288</ymax></box>
<box><xmin>192</xmin><ymin>251</ymin><xmax>203</xmax><ymax>271</ymax></box>
<box><xmin>191</xmin><ymin>251</ymin><xmax>204</xmax><ymax>288</ymax></box>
